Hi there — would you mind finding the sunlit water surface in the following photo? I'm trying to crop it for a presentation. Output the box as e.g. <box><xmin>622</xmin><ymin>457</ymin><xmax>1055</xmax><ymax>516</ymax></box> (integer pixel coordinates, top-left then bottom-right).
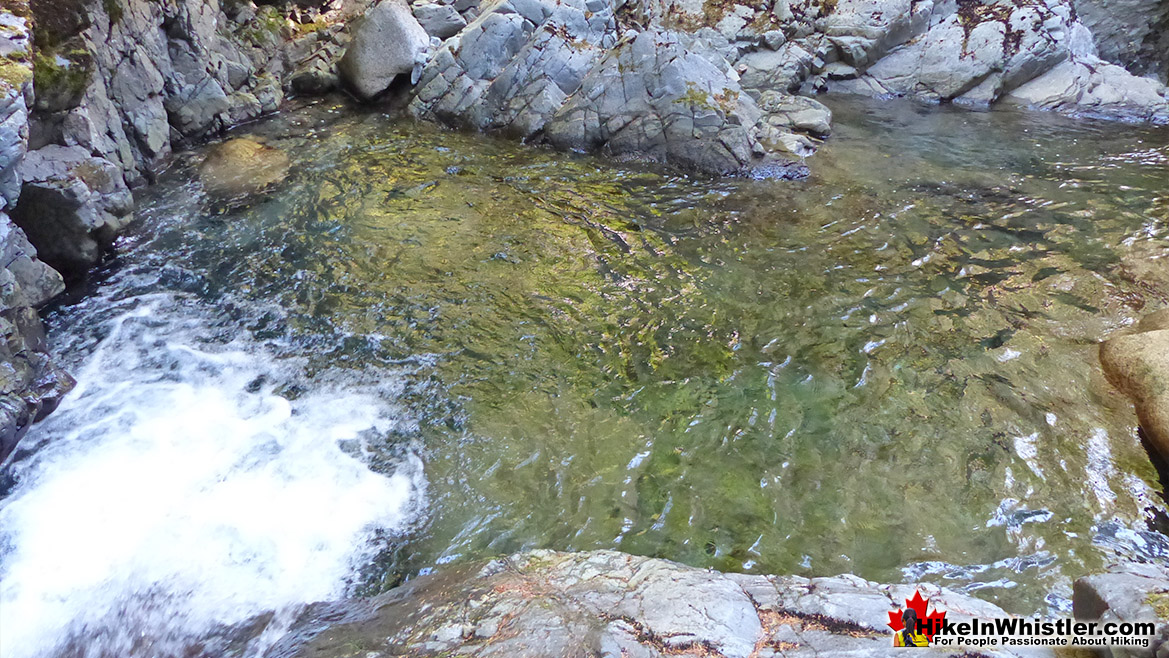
<box><xmin>3</xmin><ymin>95</ymin><xmax>1169</xmax><ymax>656</ymax></box>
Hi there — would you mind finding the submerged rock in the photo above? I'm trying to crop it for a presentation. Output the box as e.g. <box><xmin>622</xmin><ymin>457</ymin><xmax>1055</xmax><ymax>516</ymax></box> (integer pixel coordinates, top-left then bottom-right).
<box><xmin>339</xmin><ymin>0</ymin><xmax>430</xmax><ymax>100</ymax></box>
<box><xmin>269</xmin><ymin>550</ymin><xmax>1054</xmax><ymax>658</ymax></box>
<box><xmin>1099</xmin><ymin>310</ymin><xmax>1169</xmax><ymax>459</ymax></box>
<box><xmin>199</xmin><ymin>138</ymin><xmax>291</xmax><ymax>201</ymax></box>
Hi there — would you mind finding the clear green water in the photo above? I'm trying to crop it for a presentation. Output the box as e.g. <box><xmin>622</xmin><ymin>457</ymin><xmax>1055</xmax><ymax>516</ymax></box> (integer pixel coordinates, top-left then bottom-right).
<box><xmin>64</xmin><ymin>96</ymin><xmax>1169</xmax><ymax>614</ymax></box>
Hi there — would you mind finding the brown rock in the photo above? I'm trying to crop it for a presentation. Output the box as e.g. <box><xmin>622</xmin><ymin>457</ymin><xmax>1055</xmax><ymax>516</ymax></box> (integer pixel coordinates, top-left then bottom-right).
<box><xmin>1099</xmin><ymin>317</ymin><xmax>1169</xmax><ymax>458</ymax></box>
<box><xmin>198</xmin><ymin>138</ymin><xmax>290</xmax><ymax>201</ymax></box>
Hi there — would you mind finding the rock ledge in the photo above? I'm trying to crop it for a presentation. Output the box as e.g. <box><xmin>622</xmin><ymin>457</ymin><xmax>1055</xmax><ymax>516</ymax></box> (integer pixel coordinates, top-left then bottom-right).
<box><xmin>271</xmin><ymin>550</ymin><xmax>1064</xmax><ymax>658</ymax></box>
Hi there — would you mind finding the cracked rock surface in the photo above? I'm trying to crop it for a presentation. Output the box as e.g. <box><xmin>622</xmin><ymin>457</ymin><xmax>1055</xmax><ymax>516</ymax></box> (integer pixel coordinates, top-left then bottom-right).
<box><xmin>272</xmin><ymin>550</ymin><xmax>1058</xmax><ymax>658</ymax></box>
<box><xmin>648</xmin><ymin>0</ymin><xmax>1169</xmax><ymax>122</ymax></box>
<box><xmin>410</xmin><ymin>0</ymin><xmax>816</xmax><ymax>174</ymax></box>
<box><xmin>402</xmin><ymin>0</ymin><xmax>1169</xmax><ymax>173</ymax></box>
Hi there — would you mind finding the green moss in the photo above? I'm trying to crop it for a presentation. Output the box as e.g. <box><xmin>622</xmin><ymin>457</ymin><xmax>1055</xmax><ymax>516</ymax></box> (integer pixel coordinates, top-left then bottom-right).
<box><xmin>0</xmin><ymin>0</ymin><xmax>32</xmax><ymax>19</ymax></box>
<box><xmin>0</xmin><ymin>57</ymin><xmax>32</xmax><ymax>88</ymax></box>
<box><xmin>257</xmin><ymin>5</ymin><xmax>286</xmax><ymax>32</ymax></box>
<box><xmin>292</xmin><ymin>18</ymin><xmax>328</xmax><ymax>36</ymax></box>
<box><xmin>32</xmin><ymin>50</ymin><xmax>89</xmax><ymax>106</ymax></box>
<box><xmin>1147</xmin><ymin>591</ymin><xmax>1169</xmax><ymax>620</ymax></box>
<box><xmin>677</xmin><ymin>82</ymin><xmax>720</xmax><ymax>112</ymax></box>
<box><xmin>236</xmin><ymin>5</ymin><xmax>287</xmax><ymax>46</ymax></box>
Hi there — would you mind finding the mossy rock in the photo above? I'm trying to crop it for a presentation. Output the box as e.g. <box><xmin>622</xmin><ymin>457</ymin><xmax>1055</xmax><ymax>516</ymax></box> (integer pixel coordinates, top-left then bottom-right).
<box><xmin>0</xmin><ymin>56</ymin><xmax>32</xmax><ymax>89</ymax></box>
<box><xmin>32</xmin><ymin>49</ymin><xmax>90</xmax><ymax>112</ymax></box>
<box><xmin>0</xmin><ymin>0</ymin><xmax>32</xmax><ymax>19</ymax></box>
<box><xmin>1147</xmin><ymin>591</ymin><xmax>1169</xmax><ymax>620</ymax></box>
<box><xmin>102</xmin><ymin>0</ymin><xmax>123</xmax><ymax>25</ymax></box>
<box><xmin>29</xmin><ymin>0</ymin><xmax>89</xmax><ymax>49</ymax></box>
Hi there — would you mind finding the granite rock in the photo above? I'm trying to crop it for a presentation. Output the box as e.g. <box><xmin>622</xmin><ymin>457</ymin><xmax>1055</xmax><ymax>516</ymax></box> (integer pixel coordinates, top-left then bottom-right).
<box><xmin>269</xmin><ymin>550</ymin><xmax>1060</xmax><ymax>658</ymax></box>
<box><xmin>339</xmin><ymin>0</ymin><xmax>430</xmax><ymax>99</ymax></box>
<box><xmin>11</xmin><ymin>145</ymin><xmax>132</xmax><ymax>277</ymax></box>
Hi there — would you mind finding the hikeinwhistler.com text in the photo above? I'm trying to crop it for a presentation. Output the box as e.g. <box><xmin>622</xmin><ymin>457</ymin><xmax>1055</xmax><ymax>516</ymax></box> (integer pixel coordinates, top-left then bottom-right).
<box><xmin>922</xmin><ymin>617</ymin><xmax>1156</xmax><ymax>649</ymax></box>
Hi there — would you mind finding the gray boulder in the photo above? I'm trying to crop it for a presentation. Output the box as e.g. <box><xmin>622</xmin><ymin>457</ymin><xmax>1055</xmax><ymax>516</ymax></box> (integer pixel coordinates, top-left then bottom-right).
<box><xmin>291</xmin><ymin>38</ymin><xmax>349</xmax><ymax>96</ymax></box>
<box><xmin>271</xmin><ymin>550</ymin><xmax>1054</xmax><ymax>658</ymax></box>
<box><xmin>855</xmin><ymin>0</ymin><xmax>1071</xmax><ymax>104</ymax></box>
<box><xmin>413</xmin><ymin>0</ymin><xmax>468</xmax><ymax>39</ymax></box>
<box><xmin>545</xmin><ymin>29</ymin><xmax>805</xmax><ymax>175</ymax></box>
<box><xmin>1004</xmin><ymin>55</ymin><xmax>1169</xmax><ymax>122</ymax></box>
<box><xmin>1074</xmin><ymin>562</ymin><xmax>1169</xmax><ymax>658</ymax></box>
<box><xmin>410</xmin><ymin>0</ymin><xmax>618</xmax><ymax>138</ymax></box>
<box><xmin>821</xmin><ymin>0</ymin><xmax>933</xmax><ymax>70</ymax></box>
<box><xmin>736</xmin><ymin>42</ymin><xmax>815</xmax><ymax>95</ymax></box>
<box><xmin>11</xmin><ymin>145</ymin><xmax>133</xmax><ymax>277</ymax></box>
<box><xmin>339</xmin><ymin>0</ymin><xmax>430</xmax><ymax>100</ymax></box>
<box><xmin>0</xmin><ymin>213</ymin><xmax>64</xmax><ymax>310</ymax></box>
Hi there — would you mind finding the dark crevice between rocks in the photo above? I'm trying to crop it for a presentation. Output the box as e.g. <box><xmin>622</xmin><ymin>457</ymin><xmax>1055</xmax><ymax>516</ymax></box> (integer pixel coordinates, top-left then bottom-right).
<box><xmin>766</xmin><ymin>609</ymin><xmax>879</xmax><ymax>638</ymax></box>
<box><xmin>1138</xmin><ymin>425</ymin><xmax>1169</xmax><ymax>538</ymax></box>
<box><xmin>598</xmin><ymin>612</ymin><xmax>727</xmax><ymax>657</ymax></box>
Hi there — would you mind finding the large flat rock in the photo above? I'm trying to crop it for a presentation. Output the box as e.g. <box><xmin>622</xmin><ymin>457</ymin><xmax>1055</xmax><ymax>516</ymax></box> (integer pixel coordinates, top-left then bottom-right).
<box><xmin>271</xmin><ymin>550</ymin><xmax>1059</xmax><ymax>658</ymax></box>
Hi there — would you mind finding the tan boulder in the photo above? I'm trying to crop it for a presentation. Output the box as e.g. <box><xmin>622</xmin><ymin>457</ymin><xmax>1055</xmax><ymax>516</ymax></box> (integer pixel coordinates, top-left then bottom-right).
<box><xmin>198</xmin><ymin>138</ymin><xmax>290</xmax><ymax>201</ymax></box>
<box><xmin>1099</xmin><ymin>309</ymin><xmax>1169</xmax><ymax>458</ymax></box>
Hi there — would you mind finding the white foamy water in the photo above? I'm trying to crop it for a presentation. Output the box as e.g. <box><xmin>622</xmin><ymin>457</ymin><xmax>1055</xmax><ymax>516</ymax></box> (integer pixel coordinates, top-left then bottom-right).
<box><xmin>0</xmin><ymin>296</ymin><xmax>425</xmax><ymax>658</ymax></box>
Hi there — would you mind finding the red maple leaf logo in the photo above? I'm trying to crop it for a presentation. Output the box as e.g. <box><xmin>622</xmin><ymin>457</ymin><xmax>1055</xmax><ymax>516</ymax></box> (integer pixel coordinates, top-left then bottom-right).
<box><xmin>887</xmin><ymin>590</ymin><xmax>947</xmax><ymax>641</ymax></box>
